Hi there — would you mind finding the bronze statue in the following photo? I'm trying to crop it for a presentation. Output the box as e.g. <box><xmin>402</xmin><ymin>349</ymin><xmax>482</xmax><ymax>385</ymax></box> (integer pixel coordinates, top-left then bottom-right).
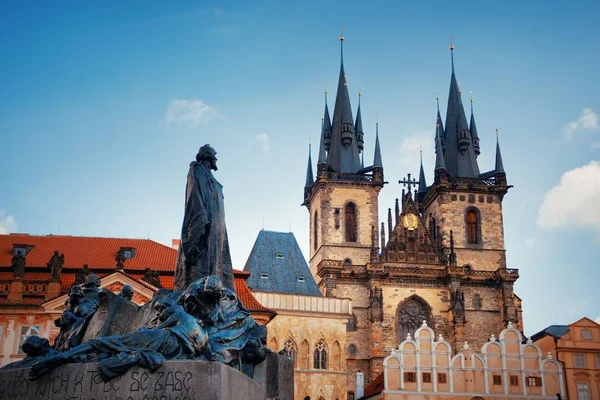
<box><xmin>142</xmin><ymin>267</ymin><xmax>163</xmax><ymax>288</ymax></box>
<box><xmin>174</xmin><ymin>145</ymin><xmax>234</xmax><ymax>291</ymax></box>
<box><xmin>74</xmin><ymin>264</ymin><xmax>92</xmax><ymax>285</ymax></box>
<box><xmin>118</xmin><ymin>285</ymin><xmax>134</xmax><ymax>301</ymax></box>
<box><xmin>11</xmin><ymin>253</ymin><xmax>25</xmax><ymax>278</ymax></box>
<box><xmin>47</xmin><ymin>250</ymin><xmax>65</xmax><ymax>280</ymax></box>
<box><xmin>115</xmin><ymin>250</ymin><xmax>126</xmax><ymax>270</ymax></box>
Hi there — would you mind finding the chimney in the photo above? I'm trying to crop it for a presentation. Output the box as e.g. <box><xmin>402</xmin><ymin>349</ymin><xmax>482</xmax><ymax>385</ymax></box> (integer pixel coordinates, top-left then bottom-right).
<box><xmin>171</xmin><ymin>239</ymin><xmax>181</xmax><ymax>250</ymax></box>
<box><xmin>355</xmin><ymin>371</ymin><xmax>364</xmax><ymax>399</ymax></box>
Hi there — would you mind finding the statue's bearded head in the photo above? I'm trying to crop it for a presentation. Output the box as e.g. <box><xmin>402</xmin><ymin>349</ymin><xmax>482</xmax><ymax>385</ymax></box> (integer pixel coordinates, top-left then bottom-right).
<box><xmin>196</xmin><ymin>144</ymin><xmax>218</xmax><ymax>171</ymax></box>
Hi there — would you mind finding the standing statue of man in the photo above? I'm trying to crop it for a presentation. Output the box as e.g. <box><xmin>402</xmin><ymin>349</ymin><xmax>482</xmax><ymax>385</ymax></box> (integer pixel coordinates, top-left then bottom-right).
<box><xmin>174</xmin><ymin>144</ymin><xmax>235</xmax><ymax>292</ymax></box>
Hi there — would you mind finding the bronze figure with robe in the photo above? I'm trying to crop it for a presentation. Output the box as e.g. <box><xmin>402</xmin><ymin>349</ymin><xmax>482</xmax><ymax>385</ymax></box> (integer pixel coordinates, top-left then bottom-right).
<box><xmin>174</xmin><ymin>144</ymin><xmax>234</xmax><ymax>292</ymax></box>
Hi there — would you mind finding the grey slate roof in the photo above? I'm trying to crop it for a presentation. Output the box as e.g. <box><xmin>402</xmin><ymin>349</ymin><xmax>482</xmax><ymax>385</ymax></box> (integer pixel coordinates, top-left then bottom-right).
<box><xmin>470</xmin><ymin>100</ymin><xmax>481</xmax><ymax>155</ymax></box>
<box><xmin>373</xmin><ymin>123</ymin><xmax>383</xmax><ymax>168</ymax></box>
<box><xmin>443</xmin><ymin>50</ymin><xmax>481</xmax><ymax>178</ymax></box>
<box><xmin>243</xmin><ymin>230</ymin><xmax>322</xmax><ymax>296</ymax></box>
<box><xmin>495</xmin><ymin>132</ymin><xmax>505</xmax><ymax>174</ymax></box>
<box><xmin>418</xmin><ymin>153</ymin><xmax>427</xmax><ymax>192</ymax></box>
<box><xmin>305</xmin><ymin>144</ymin><xmax>314</xmax><ymax>187</ymax></box>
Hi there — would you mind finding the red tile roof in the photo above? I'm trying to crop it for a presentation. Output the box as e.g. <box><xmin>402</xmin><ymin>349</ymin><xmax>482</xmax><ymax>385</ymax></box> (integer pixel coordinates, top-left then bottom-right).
<box><xmin>0</xmin><ymin>296</ymin><xmax>45</xmax><ymax>305</ymax></box>
<box><xmin>362</xmin><ymin>371</ymin><xmax>384</xmax><ymax>399</ymax></box>
<box><xmin>0</xmin><ymin>234</ymin><xmax>176</xmax><ymax>271</ymax></box>
<box><xmin>234</xmin><ymin>269</ymin><xmax>272</xmax><ymax>312</ymax></box>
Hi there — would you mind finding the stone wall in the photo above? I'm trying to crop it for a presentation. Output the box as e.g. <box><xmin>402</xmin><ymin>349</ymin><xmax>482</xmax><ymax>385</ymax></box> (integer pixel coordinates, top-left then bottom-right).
<box><xmin>424</xmin><ymin>191</ymin><xmax>505</xmax><ymax>271</ymax></box>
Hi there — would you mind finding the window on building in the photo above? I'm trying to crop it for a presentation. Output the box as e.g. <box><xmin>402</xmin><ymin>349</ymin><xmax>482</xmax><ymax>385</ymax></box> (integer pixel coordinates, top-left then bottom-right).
<box><xmin>346</xmin><ymin>314</ymin><xmax>357</xmax><ymax>331</ymax></box>
<box><xmin>473</xmin><ymin>294</ymin><xmax>482</xmax><ymax>310</ymax></box>
<box><xmin>313</xmin><ymin>212</ymin><xmax>318</xmax><ymax>251</ymax></box>
<box><xmin>345</xmin><ymin>203</ymin><xmax>357</xmax><ymax>242</ymax></box>
<box><xmin>576</xmin><ymin>382</ymin><xmax>591</xmax><ymax>400</ymax></box>
<box><xmin>492</xmin><ymin>375</ymin><xmax>502</xmax><ymax>385</ymax></box>
<box><xmin>510</xmin><ymin>375</ymin><xmax>519</xmax><ymax>386</ymax></box>
<box><xmin>396</xmin><ymin>298</ymin><xmax>432</xmax><ymax>343</ymax></box>
<box><xmin>14</xmin><ymin>247</ymin><xmax>27</xmax><ymax>256</ymax></box>
<box><xmin>260</xmin><ymin>273</ymin><xmax>269</xmax><ymax>279</ymax></box>
<box><xmin>404</xmin><ymin>372</ymin><xmax>416</xmax><ymax>383</ymax></box>
<box><xmin>347</xmin><ymin>344</ymin><xmax>357</xmax><ymax>356</ymax></box>
<box><xmin>437</xmin><ymin>373</ymin><xmax>447</xmax><ymax>384</ymax></box>
<box><xmin>347</xmin><ymin>392</ymin><xmax>355</xmax><ymax>400</ymax></box>
<box><xmin>595</xmin><ymin>354</ymin><xmax>600</xmax><ymax>368</ymax></box>
<box><xmin>120</xmin><ymin>247</ymin><xmax>136</xmax><ymax>260</ymax></box>
<box><xmin>283</xmin><ymin>338</ymin><xmax>297</xmax><ymax>367</ymax></box>
<box><xmin>574</xmin><ymin>354</ymin><xmax>587</xmax><ymax>368</ymax></box>
<box><xmin>276</xmin><ymin>253</ymin><xmax>284</xmax><ymax>259</ymax></box>
<box><xmin>18</xmin><ymin>325</ymin><xmax>40</xmax><ymax>355</ymax></box>
<box><xmin>343</xmin><ymin>258</ymin><xmax>352</xmax><ymax>265</ymax></box>
<box><xmin>581</xmin><ymin>329</ymin><xmax>592</xmax><ymax>340</ymax></box>
<box><xmin>429</xmin><ymin>216</ymin><xmax>437</xmax><ymax>240</ymax></box>
<box><xmin>297</xmin><ymin>276</ymin><xmax>305</xmax><ymax>282</ymax></box>
<box><xmin>422</xmin><ymin>372</ymin><xmax>431</xmax><ymax>383</ymax></box>
<box><xmin>313</xmin><ymin>340</ymin><xmax>327</xmax><ymax>370</ymax></box>
<box><xmin>526</xmin><ymin>376</ymin><xmax>542</xmax><ymax>387</ymax></box>
<box><xmin>466</xmin><ymin>209</ymin><xmax>480</xmax><ymax>244</ymax></box>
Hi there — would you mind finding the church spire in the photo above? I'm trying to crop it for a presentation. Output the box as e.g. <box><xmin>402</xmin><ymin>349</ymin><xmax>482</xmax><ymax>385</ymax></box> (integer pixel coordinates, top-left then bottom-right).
<box><xmin>418</xmin><ymin>150</ymin><xmax>427</xmax><ymax>193</ymax></box>
<box><xmin>323</xmin><ymin>89</ymin><xmax>332</xmax><ymax>152</ymax></box>
<box><xmin>495</xmin><ymin>127</ymin><xmax>505</xmax><ymax>174</ymax></box>
<box><xmin>327</xmin><ymin>31</ymin><xmax>361</xmax><ymax>173</ymax></box>
<box><xmin>435</xmin><ymin>122</ymin><xmax>446</xmax><ymax>171</ymax></box>
<box><xmin>318</xmin><ymin>117</ymin><xmax>327</xmax><ymax>165</ymax></box>
<box><xmin>305</xmin><ymin>142</ymin><xmax>314</xmax><ymax>187</ymax></box>
<box><xmin>443</xmin><ymin>38</ymin><xmax>480</xmax><ymax>178</ymax></box>
<box><xmin>373</xmin><ymin>122</ymin><xmax>383</xmax><ymax>168</ymax></box>
<box><xmin>470</xmin><ymin>94</ymin><xmax>480</xmax><ymax>157</ymax></box>
<box><xmin>355</xmin><ymin>90</ymin><xmax>364</xmax><ymax>152</ymax></box>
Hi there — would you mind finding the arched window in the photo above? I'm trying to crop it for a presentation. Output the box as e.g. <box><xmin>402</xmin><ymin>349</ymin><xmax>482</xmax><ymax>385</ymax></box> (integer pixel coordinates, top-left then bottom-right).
<box><xmin>466</xmin><ymin>209</ymin><xmax>480</xmax><ymax>244</ymax></box>
<box><xmin>313</xmin><ymin>340</ymin><xmax>327</xmax><ymax>370</ymax></box>
<box><xmin>429</xmin><ymin>215</ymin><xmax>437</xmax><ymax>240</ymax></box>
<box><xmin>396</xmin><ymin>297</ymin><xmax>433</xmax><ymax>344</ymax></box>
<box><xmin>473</xmin><ymin>294</ymin><xmax>482</xmax><ymax>310</ymax></box>
<box><xmin>313</xmin><ymin>212</ymin><xmax>318</xmax><ymax>251</ymax></box>
<box><xmin>347</xmin><ymin>343</ymin><xmax>357</xmax><ymax>356</ymax></box>
<box><xmin>332</xmin><ymin>341</ymin><xmax>341</xmax><ymax>371</ymax></box>
<box><xmin>346</xmin><ymin>313</ymin><xmax>357</xmax><ymax>331</ymax></box>
<box><xmin>345</xmin><ymin>203</ymin><xmax>357</xmax><ymax>242</ymax></box>
<box><xmin>283</xmin><ymin>338</ymin><xmax>297</xmax><ymax>367</ymax></box>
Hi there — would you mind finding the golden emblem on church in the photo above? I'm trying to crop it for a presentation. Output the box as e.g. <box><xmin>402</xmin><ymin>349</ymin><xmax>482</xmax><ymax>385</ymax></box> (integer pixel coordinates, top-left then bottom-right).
<box><xmin>403</xmin><ymin>213</ymin><xmax>419</xmax><ymax>231</ymax></box>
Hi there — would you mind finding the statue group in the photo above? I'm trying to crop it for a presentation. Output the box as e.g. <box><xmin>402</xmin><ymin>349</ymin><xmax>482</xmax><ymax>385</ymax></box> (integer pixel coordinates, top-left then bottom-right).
<box><xmin>2</xmin><ymin>145</ymin><xmax>270</xmax><ymax>383</ymax></box>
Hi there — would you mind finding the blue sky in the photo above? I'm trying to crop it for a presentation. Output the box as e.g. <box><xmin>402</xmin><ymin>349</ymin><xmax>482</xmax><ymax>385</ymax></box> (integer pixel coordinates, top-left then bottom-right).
<box><xmin>1</xmin><ymin>1</ymin><xmax>599</xmax><ymax>336</ymax></box>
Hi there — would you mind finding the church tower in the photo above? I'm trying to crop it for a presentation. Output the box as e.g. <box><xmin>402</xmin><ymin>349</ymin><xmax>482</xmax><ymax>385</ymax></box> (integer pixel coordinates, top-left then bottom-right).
<box><xmin>303</xmin><ymin>33</ymin><xmax>385</xmax><ymax>290</ymax></box>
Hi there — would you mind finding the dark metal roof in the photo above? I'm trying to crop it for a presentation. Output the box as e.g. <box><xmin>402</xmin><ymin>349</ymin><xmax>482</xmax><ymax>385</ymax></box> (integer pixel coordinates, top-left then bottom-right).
<box><xmin>495</xmin><ymin>134</ymin><xmax>505</xmax><ymax>174</ymax></box>
<box><xmin>355</xmin><ymin>95</ymin><xmax>364</xmax><ymax>151</ymax></box>
<box><xmin>443</xmin><ymin>49</ymin><xmax>480</xmax><ymax>178</ymax></box>
<box><xmin>305</xmin><ymin>144</ymin><xmax>314</xmax><ymax>187</ymax></box>
<box><xmin>373</xmin><ymin>123</ymin><xmax>383</xmax><ymax>168</ymax></box>
<box><xmin>418</xmin><ymin>152</ymin><xmax>427</xmax><ymax>192</ymax></box>
<box><xmin>470</xmin><ymin>100</ymin><xmax>481</xmax><ymax>155</ymax></box>
<box><xmin>531</xmin><ymin>325</ymin><xmax>569</xmax><ymax>342</ymax></box>
<box><xmin>243</xmin><ymin>230</ymin><xmax>321</xmax><ymax>296</ymax></box>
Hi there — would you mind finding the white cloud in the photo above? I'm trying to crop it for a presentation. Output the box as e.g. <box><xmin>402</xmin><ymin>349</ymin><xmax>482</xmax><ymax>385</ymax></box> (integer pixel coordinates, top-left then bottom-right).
<box><xmin>524</xmin><ymin>237</ymin><xmax>537</xmax><ymax>246</ymax></box>
<box><xmin>537</xmin><ymin>161</ymin><xmax>600</xmax><ymax>237</ymax></box>
<box><xmin>398</xmin><ymin>131</ymin><xmax>435</xmax><ymax>171</ymax></box>
<box><xmin>591</xmin><ymin>142</ymin><xmax>600</xmax><ymax>149</ymax></box>
<box><xmin>256</xmin><ymin>133</ymin><xmax>270</xmax><ymax>154</ymax></box>
<box><xmin>164</xmin><ymin>99</ymin><xmax>219</xmax><ymax>129</ymax></box>
<box><xmin>0</xmin><ymin>210</ymin><xmax>18</xmax><ymax>234</ymax></box>
<box><xmin>564</xmin><ymin>108</ymin><xmax>599</xmax><ymax>140</ymax></box>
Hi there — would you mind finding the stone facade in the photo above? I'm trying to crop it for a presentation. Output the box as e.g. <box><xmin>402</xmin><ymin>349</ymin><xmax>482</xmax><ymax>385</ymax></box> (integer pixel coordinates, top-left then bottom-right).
<box><xmin>254</xmin><ymin>291</ymin><xmax>352</xmax><ymax>400</ymax></box>
<box><xmin>366</xmin><ymin>322</ymin><xmax>565</xmax><ymax>399</ymax></box>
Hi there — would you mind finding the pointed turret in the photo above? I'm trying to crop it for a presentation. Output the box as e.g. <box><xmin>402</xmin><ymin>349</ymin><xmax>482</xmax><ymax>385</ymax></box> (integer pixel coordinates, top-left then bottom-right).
<box><xmin>470</xmin><ymin>95</ymin><xmax>480</xmax><ymax>156</ymax></box>
<box><xmin>327</xmin><ymin>32</ymin><xmax>361</xmax><ymax>173</ymax></box>
<box><xmin>318</xmin><ymin>117</ymin><xmax>327</xmax><ymax>165</ymax></box>
<box><xmin>495</xmin><ymin>128</ymin><xmax>505</xmax><ymax>174</ymax></box>
<box><xmin>305</xmin><ymin>143</ymin><xmax>314</xmax><ymax>187</ymax></box>
<box><xmin>443</xmin><ymin>40</ymin><xmax>480</xmax><ymax>178</ymax></box>
<box><xmin>418</xmin><ymin>150</ymin><xmax>427</xmax><ymax>193</ymax></box>
<box><xmin>436</xmin><ymin>94</ymin><xmax>445</xmax><ymax>153</ymax></box>
<box><xmin>435</xmin><ymin>126</ymin><xmax>446</xmax><ymax>171</ymax></box>
<box><xmin>373</xmin><ymin>123</ymin><xmax>383</xmax><ymax>168</ymax></box>
<box><xmin>323</xmin><ymin>91</ymin><xmax>332</xmax><ymax>151</ymax></box>
<box><xmin>356</xmin><ymin>91</ymin><xmax>364</xmax><ymax>152</ymax></box>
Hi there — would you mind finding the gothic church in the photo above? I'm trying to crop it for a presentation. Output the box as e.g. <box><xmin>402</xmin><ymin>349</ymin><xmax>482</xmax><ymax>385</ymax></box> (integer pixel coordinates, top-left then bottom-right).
<box><xmin>302</xmin><ymin>35</ymin><xmax>521</xmax><ymax>394</ymax></box>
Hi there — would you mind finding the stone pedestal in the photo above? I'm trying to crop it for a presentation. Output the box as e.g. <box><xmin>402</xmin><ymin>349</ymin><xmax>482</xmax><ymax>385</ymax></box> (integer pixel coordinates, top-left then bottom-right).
<box><xmin>45</xmin><ymin>281</ymin><xmax>61</xmax><ymax>301</ymax></box>
<box><xmin>7</xmin><ymin>279</ymin><xmax>23</xmax><ymax>301</ymax></box>
<box><xmin>0</xmin><ymin>357</ymin><xmax>294</xmax><ymax>400</ymax></box>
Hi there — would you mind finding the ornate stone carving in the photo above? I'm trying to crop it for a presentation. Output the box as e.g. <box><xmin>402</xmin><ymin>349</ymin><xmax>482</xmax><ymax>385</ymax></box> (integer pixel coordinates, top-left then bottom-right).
<box><xmin>47</xmin><ymin>251</ymin><xmax>65</xmax><ymax>280</ymax></box>
<box><xmin>396</xmin><ymin>298</ymin><xmax>432</xmax><ymax>343</ymax></box>
<box><xmin>11</xmin><ymin>253</ymin><xmax>25</xmax><ymax>278</ymax></box>
<box><xmin>369</xmin><ymin>288</ymin><xmax>383</xmax><ymax>323</ymax></box>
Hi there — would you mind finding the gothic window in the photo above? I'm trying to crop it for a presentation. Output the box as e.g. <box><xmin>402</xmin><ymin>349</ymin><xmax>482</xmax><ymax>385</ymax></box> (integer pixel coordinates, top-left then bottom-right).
<box><xmin>346</xmin><ymin>313</ymin><xmax>357</xmax><ymax>331</ymax></box>
<box><xmin>344</xmin><ymin>258</ymin><xmax>352</xmax><ymax>265</ymax></box>
<box><xmin>466</xmin><ymin>209</ymin><xmax>480</xmax><ymax>244</ymax></box>
<box><xmin>473</xmin><ymin>294</ymin><xmax>482</xmax><ymax>310</ymax></box>
<box><xmin>345</xmin><ymin>203</ymin><xmax>357</xmax><ymax>242</ymax></box>
<box><xmin>313</xmin><ymin>340</ymin><xmax>327</xmax><ymax>370</ymax></box>
<box><xmin>429</xmin><ymin>215</ymin><xmax>437</xmax><ymax>240</ymax></box>
<box><xmin>283</xmin><ymin>338</ymin><xmax>297</xmax><ymax>367</ymax></box>
<box><xmin>347</xmin><ymin>344</ymin><xmax>357</xmax><ymax>356</ymax></box>
<box><xmin>314</xmin><ymin>212</ymin><xmax>318</xmax><ymax>251</ymax></box>
<box><xmin>396</xmin><ymin>297</ymin><xmax>432</xmax><ymax>343</ymax></box>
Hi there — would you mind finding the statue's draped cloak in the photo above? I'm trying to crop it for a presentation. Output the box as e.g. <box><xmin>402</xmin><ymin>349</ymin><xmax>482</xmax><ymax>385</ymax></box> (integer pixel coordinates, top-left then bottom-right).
<box><xmin>174</xmin><ymin>162</ymin><xmax>234</xmax><ymax>291</ymax></box>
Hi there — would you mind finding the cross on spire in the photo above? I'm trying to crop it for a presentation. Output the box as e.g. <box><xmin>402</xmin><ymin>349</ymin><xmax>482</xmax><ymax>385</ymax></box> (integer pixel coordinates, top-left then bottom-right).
<box><xmin>399</xmin><ymin>173</ymin><xmax>419</xmax><ymax>192</ymax></box>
